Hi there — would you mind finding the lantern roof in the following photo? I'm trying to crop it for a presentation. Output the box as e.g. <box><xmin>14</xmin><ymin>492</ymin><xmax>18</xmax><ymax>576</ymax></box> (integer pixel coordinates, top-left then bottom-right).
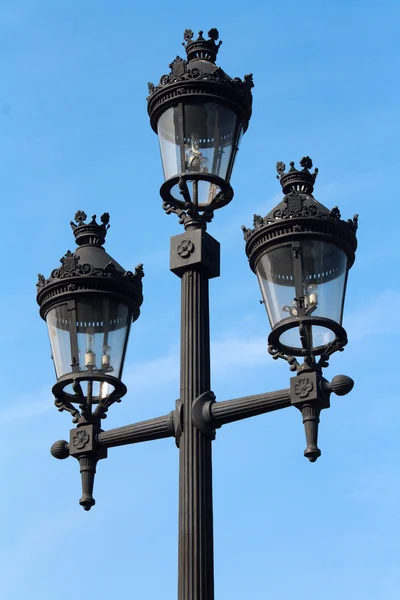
<box><xmin>242</xmin><ymin>158</ymin><xmax>358</xmax><ymax>270</ymax></box>
<box><xmin>36</xmin><ymin>211</ymin><xmax>144</xmax><ymax>321</ymax></box>
<box><xmin>147</xmin><ymin>28</ymin><xmax>253</xmax><ymax>134</ymax></box>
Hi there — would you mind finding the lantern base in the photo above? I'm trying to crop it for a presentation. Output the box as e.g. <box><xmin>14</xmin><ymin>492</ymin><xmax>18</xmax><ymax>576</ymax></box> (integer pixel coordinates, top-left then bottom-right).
<box><xmin>268</xmin><ymin>316</ymin><xmax>347</xmax><ymax>367</ymax></box>
<box><xmin>160</xmin><ymin>173</ymin><xmax>233</xmax><ymax>229</ymax></box>
<box><xmin>52</xmin><ymin>372</ymin><xmax>127</xmax><ymax>424</ymax></box>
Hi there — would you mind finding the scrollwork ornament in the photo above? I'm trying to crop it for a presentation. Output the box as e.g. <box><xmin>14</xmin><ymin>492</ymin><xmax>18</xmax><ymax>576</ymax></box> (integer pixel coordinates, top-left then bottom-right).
<box><xmin>54</xmin><ymin>397</ymin><xmax>80</xmax><ymax>424</ymax></box>
<box><xmin>37</xmin><ymin>273</ymin><xmax>46</xmax><ymax>288</ymax></box>
<box><xmin>268</xmin><ymin>344</ymin><xmax>299</xmax><ymax>372</ymax></box>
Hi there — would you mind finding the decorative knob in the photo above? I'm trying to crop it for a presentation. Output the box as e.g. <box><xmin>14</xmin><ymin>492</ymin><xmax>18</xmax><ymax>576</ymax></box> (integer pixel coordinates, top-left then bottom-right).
<box><xmin>323</xmin><ymin>375</ymin><xmax>354</xmax><ymax>397</ymax></box>
<box><xmin>51</xmin><ymin>440</ymin><xmax>70</xmax><ymax>459</ymax></box>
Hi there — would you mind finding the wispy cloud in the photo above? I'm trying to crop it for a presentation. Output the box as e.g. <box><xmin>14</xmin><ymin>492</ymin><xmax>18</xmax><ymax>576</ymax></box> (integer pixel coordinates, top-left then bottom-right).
<box><xmin>0</xmin><ymin>388</ymin><xmax>51</xmax><ymax>426</ymax></box>
<box><xmin>124</xmin><ymin>334</ymin><xmax>269</xmax><ymax>395</ymax></box>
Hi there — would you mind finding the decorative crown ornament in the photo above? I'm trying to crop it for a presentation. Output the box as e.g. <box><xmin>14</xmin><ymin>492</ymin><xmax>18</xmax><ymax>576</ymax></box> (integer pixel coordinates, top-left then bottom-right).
<box><xmin>70</xmin><ymin>211</ymin><xmax>110</xmax><ymax>247</ymax></box>
<box><xmin>276</xmin><ymin>157</ymin><xmax>319</xmax><ymax>195</ymax></box>
<box><xmin>182</xmin><ymin>28</ymin><xmax>222</xmax><ymax>63</ymax></box>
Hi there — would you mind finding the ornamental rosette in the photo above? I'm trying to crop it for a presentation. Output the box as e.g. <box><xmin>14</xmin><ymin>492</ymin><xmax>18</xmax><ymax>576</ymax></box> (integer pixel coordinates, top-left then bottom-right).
<box><xmin>72</xmin><ymin>429</ymin><xmax>90</xmax><ymax>450</ymax></box>
<box><xmin>294</xmin><ymin>377</ymin><xmax>313</xmax><ymax>399</ymax></box>
<box><xmin>177</xmin><ymin>240</ymin><xmax>195</xmax><ymax>258</ymax></box>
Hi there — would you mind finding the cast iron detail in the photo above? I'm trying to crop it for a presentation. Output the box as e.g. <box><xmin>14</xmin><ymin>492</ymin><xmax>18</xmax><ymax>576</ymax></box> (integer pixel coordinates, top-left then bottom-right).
<box><xmin>182</xmin><ymin>28</ymin><xmax>222</xmax><ymax>63</ymax></box>
<box><xmin>147</xmin><ymin>29</ymin><xmax>253</xmax><ymax>134</ymax></box>
<box><xmin>52</xmin><ymin>374</ymin><xmax>127</xmax><ymax>425</ymax></box>
<box><xmin>51</xmin><ymin>439</ymin><xmax>70</xmax><ymax>459</ymax></box>
<box><xmin>70</xmin><ymin>211</ymin><xmax>110</xmax><ymax>247</ymax></box>
<box><xmin>268</xmin><ymin>326</ymin><xmax>346</xmax><ymax>372</ymax></box>
<box><xmin>177</xmin><ymin>240</ymin><xmax>195</xmax><ymax>258</ymax></box>
<box><xmin>293</xmin><ymin>377</ymin><xmax>313</xmax><ymax>399</ymax></box>
<box><xmin>242</xmin><ymin>158</ymin><xmax>358</xmax><ymax>246</ymax></box>
<box><xmin>37</xmin><ymin>211</ymin><xmax>144</xmax><ymax>323</ymax></box>
<box><xmin>164</xmin><ymin>193</ymin><xmax>215</xmax><ymax>227</ymax></box>
<box><xmin>37</xmin><ymin>252</ymin><xmax>143</xmax><ymax>290</ymax></box>
<box><xmin>163</xmin><ymin>199</ymin><xmax>215</xmax><ymax>230</ymax></box>
<box><xmin>276</xmin><ymin>157</ymin><xmax>318</xmax><ymax>195</ymax></box>
<box><xmin>289</xmin><ymin>370</ymin><xmax>354</xmax><ymax>462</ymax></box>
<box><xmin>192</xmin><ymin>391</ymin><xmax>216</xmax><ymax>439</ymax></box>
<box><xmin>72</xmin><ymin>429</ymin><xmax>90</xmax><ymax>450</ymax></box>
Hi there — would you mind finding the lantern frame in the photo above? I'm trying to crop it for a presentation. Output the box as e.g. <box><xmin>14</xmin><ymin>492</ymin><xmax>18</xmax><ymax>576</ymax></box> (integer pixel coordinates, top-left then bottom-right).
<box><xmin>243</xmin><ymin>158</ymin><xmax>358</xmax><ymax>367</ymax></box>
<box><xmin>147</xmin><ymin>28</ymin><xmax>253</xmax><ymax>228</ymax></box>
<box><xmin>36</xmin><ymin>211</ymin><xmax>144</xmax><ymax>423</ymax></box>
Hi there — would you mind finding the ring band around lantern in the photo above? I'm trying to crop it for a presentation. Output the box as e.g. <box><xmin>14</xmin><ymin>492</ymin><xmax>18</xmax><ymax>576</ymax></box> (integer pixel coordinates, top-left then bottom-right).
<box><xmin>52</xmin><ymin>372</ymin><xmax>127</xmax><ymax>405</ymax></box>
<box><xmin>160</xmin><ymin>172</ymin><xmax>233</xmax><ymax>212</ymax></box>
<box><xmin>268</xmin><ymin>317</ymin><xmax>348</xmax><ymax>357</ymax></box>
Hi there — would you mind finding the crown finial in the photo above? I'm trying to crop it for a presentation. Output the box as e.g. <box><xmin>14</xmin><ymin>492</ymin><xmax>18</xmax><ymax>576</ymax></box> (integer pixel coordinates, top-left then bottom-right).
<box><xmin>276</xmin><ymin>157</ymin><xmax>319</xmax><ymax>195</ymax></box>
<box><xmin>70</xmin><ymin>211</ymin><xmax>110</xmax><ymax>247</ymax></box>
<box><xmin>182</xmin><ymin>27</ymin><xmax>222</xmax><ymax>63</ymax></box>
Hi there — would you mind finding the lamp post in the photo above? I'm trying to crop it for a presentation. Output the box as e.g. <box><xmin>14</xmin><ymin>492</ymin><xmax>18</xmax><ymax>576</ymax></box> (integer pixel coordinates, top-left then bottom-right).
<box><xmin>37</xmin><ymin>29</ymin><xmax>358</xmax><ymax>600</ymax></box>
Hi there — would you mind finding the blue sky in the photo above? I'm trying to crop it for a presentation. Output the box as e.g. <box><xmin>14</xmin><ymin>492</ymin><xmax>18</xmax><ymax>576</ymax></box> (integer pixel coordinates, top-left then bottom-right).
<box><xmin>1</xmin><ymin>1</ymin><xmax>399</xmax><ymax>598</ymax></box>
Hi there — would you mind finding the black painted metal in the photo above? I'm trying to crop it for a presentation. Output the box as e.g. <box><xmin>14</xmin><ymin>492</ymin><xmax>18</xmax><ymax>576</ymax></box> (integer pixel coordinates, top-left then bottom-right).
<box><xmin>177</xmin><ymin>264</ymin><xmax>214</xmax><ymax>600</ymax></box>
<box><xmin>210</xmin><ymin>389</ymin><xmax>291</xmax><ymax>426</ymax></box>
<box><xmin>37</xmin><ymin>212</ymin><xmax>144</xmax><ymax>322</ymax></box>
<box><xmin>147</xmin><ymin>28</ymin><xmax>253</xmax><ymax>135</ymax></box>
<box><xmin>37</xmin><ymin>30</ymin><xmax>360</xmax><ymax>600</ymax></box>
<box><xmin>98</xmin><ymin>413</ymin><xmax>175</xmax><ymax>448</ymax></box>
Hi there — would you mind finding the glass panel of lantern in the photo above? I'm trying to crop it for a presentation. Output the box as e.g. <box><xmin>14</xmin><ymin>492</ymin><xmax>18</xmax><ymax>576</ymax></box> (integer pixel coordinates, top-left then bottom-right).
<box><xmin>46</xmin><ymin>297</ymin><xmax>131</xmax><ymax>398</ymax></box>
<box><xmin>256</xmin><ymin>240</ymin><xmax>348</xmax><ymax>353</ymax></box>
<box><xmin>157</xmin><ymin>102</ymin><xmax>242</xmax><ymax>206</ymax></box>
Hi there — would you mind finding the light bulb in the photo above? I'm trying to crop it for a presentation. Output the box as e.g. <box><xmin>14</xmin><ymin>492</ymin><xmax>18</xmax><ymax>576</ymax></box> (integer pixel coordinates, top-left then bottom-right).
<box><xmin>85</xmin><ymin>328</ymin><xmax>96</xmax><ymax>369</ymax></box>
<box><xmin>185</xmin><ymin>134</ymin><xmax>208</xmax><ymax>173</ymax></box>
<box><xmin>102</xmin><ymin>344</ymin><xmax>111</xmax><ymax>370</ymax></box>
<box><xmin>308</xmin><ymin>284</ymin><xmax>318</xmax><ymax>306</ymax></box>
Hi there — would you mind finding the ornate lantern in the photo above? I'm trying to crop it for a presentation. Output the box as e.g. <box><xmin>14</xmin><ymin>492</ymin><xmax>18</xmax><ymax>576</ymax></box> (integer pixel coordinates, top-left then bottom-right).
<box><xmin>243</xmin><ymin>158</ymin><xmax>358</xmax><ymax>371</ymax></box>
<box><xmin>147</xmin><ymin>28</ymin><xmax>253</xmax><ymax>227</ymax></box>
<box><xmin>36</xmin><ymin>211</ymin><xmax>144</xmax><ymax>424</ymax></box>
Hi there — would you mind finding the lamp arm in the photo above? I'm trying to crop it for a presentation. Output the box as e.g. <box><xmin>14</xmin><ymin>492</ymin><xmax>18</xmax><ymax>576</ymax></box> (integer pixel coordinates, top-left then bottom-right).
<box><xmin>191</xmin><ymin>388</ymin><xmax>291</xmax><ymax>436</ymax></box>
<box><xmin>97</xmin><ymin>411</ymin><xmax>175</xmax><ymax>448</ymax></box>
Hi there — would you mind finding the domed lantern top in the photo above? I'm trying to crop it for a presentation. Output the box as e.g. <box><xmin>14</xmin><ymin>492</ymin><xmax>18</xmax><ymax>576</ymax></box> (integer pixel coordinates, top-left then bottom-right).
<box><xmin>147</xmin><ymin>28</ymin><xmax>253</xmax><ymax>228</ymax></box>
<box><xmin>243</xmin><ymin>158</ymin><xmax>358</xmax><ymax>371</ymax></box>
<box><xmin>37</xmin><ymin>211</ymin><xmax>144</xmax><ymax>422</ymax></box>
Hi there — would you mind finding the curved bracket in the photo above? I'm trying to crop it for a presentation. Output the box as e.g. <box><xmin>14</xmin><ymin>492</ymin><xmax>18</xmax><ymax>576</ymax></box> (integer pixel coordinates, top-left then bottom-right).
<box><xmin>173</xmin><ymin>399</ymin><xmax>183</xmax><ymax>448</ymax></box>
<box><xmin>192</xmin><ymin>391</ymin><xmax>216</xmax><ymax>440</ymax></box>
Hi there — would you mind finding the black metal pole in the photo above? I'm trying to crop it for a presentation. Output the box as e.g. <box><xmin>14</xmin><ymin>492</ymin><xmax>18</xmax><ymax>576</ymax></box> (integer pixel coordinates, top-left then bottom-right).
<box><xmin>178</xmin><ymin>265</ymin><xmax>214</xmax><ymax>600</ymax></box>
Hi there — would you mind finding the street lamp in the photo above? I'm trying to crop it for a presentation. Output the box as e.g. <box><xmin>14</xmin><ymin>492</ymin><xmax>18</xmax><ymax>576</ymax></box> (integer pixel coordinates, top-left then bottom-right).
<box><xmin>36</xmin><ymin>210</ymin><xmax>144</xmax><ymax>509</ymax></box>
<box><xmin>37</xmin><ymin>29</ymin><xmax>358</xmax><ymax>600</ymax></box>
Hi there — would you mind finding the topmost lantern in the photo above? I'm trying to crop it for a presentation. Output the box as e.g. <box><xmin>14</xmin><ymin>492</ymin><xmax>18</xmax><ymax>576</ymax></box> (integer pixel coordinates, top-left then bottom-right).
<box><xmin>147</xmin><ymin>28</ymin><xmax>253</xmax><ymax>221</ymax></box>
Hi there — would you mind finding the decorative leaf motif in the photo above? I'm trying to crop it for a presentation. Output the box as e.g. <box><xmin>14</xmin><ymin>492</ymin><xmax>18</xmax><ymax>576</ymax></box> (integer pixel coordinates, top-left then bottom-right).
<box><xmin>208</xmin><ymin>28</ymin><xmax>219</xmax><ymax>41</ymax></box>
<box><xmin>294</xmin><ymin>377</ymin><xmax>314</xmax><ymax>399</ymax></box>
<box><xmin>300</xmin><ymin>156</ymin><xmax>313</xmax><ymax>170</ymax></box>
<box><xmin>276</xmin><ymin>161</ymin><xmax>286</xmax><ymax>176</ymax></box>
<box><xmin>74</xmin><ymin>210</ymin><xmax>87</xmax><ymax>224</ymax></box>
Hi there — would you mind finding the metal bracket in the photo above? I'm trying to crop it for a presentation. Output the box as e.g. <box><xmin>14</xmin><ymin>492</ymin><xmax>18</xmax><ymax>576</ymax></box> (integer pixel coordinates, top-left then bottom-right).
<box><xmin>69</xmin><ymin>424</ymin><xmax>107</xmax><ymax>460</ymax></box>
<box><xmin>173</xmin><ymin>399</ymin><xmax>183</xmax><ymax>448</ymax></box>
<box><xmin>170</xmin><ymin>230</ymin><xmax>220</xmax><ymax>279</ymax></box>
<box><xmin>192</xmin><ymin>391</ymin><xmax>216</xmax><ymax>440</ymax></box>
